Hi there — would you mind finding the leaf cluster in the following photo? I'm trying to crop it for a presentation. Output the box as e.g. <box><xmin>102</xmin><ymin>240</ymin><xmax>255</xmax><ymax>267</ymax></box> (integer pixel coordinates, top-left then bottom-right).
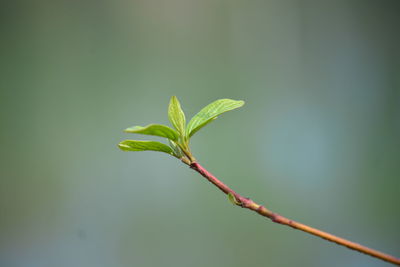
<box><xmin>118</xmin><ymin>96</ymin><xmax>244</xmax><ymax>163</ymax></box>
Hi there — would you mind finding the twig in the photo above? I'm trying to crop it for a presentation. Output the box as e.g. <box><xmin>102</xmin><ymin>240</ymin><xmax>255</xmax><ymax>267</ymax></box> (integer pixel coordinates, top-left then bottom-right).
<box><xmin>187</xmin><ymin>161</ymin><xmax>400</xmax><ymax>266</ymax></box>
<box><xmin>119</xmin><ymin>96</ymin><xmax>399</xmax><ymax>265</ymax></box>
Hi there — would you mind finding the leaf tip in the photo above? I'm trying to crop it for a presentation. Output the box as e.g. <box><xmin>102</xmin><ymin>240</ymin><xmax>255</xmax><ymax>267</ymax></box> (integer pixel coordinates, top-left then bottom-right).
<box><xmin>118</xmin><ymin>142</ymin><xmax>130</xmax><ymax>151</ymax></box>
<box><xmin>124</xmin><ymin>126</ymin><xmax>141</xmax><ymax>132</ymax></box>
<box><xmin>170</xmin><ymin>96</ymin><xmax>179</xmax><ymax>105</ymax></box>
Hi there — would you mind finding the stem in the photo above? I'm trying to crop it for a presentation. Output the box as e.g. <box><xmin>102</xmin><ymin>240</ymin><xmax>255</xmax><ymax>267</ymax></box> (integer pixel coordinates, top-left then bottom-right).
<box><xmin>188</xmin><ymin>161</ymin><xmax>400</xmax><ymax>266</ymax></box>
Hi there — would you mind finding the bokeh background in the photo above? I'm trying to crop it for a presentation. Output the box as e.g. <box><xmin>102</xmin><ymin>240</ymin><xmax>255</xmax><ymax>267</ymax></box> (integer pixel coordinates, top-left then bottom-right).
<box><xmin>1</xmin><ymin>0</ymin><xmax>399</xmax><ymax>266</ymax></box>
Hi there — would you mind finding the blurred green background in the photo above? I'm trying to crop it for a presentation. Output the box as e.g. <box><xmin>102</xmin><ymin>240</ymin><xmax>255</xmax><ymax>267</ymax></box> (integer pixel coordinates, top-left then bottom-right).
<box><xmin>1</xmin><ymin>0</ymin><xmax>399</xmax><ymax>266</ymax></box>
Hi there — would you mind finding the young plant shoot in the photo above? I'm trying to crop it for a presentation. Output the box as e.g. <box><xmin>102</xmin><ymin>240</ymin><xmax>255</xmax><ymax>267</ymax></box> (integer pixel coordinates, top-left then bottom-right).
<box><xmin>118</xmin><ymin>96</ymin><xmax>400</xmax><ymax>266</ymax></box>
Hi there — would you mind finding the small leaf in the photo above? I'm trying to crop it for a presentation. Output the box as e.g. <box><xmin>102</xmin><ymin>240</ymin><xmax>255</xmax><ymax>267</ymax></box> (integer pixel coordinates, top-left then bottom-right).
<box><xmin>186</xmin><ymin>99</ymin><xmax>244</xmax><ymax>137</ymax></box>
<box><xmin>168</xmin><ymin>96</ymin><xmax>186</xmax><ymax>135</ymax></box>
<box><xmin>227</xmin><ymin>192</ymin><xmax>240</xmax><ymax>206</ymax></box>
<box><xmin>168</xmin><ymin>139</ymin><xmax>184</xmax><ymax>158</ymax></box>
<box><xmin>124</xmin><ymin>124</ymin><xmax>179</xmax><ymax>141</ymax></box>
<box><xmin>118</xmin><ymin>140</ymin><xmax>174</xmax><ymax>155</ymax></box>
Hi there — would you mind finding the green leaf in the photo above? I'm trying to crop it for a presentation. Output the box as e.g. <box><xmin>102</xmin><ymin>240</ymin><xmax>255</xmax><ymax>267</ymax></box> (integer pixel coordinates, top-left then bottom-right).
<box><xmin>186</xmin><ymin>99</ymin><xmax>244</xmax><ymax>137</ymax></box>
<box><xmin>168</xmin><ymin>96</ymin><xmax>186</xmax><ymax>135</ymax></box>
<box><xmin>124</xmin><ymin>124</ymin><xmax>179</xmax><ymax>141</ymax></box>
<box><xmin>118</xmin><ymin>140</ymin><xmax>174</xmax><ymax>155</ymax></box>
<box><xmin>227</xmin><ymin>192</ymin><xmax>241</xmax><ymax>206</ymax></box>
<box><xmin>168</xmin><ymin>139</ymin><xmax>184</xmax><ymax>158</ymax></box>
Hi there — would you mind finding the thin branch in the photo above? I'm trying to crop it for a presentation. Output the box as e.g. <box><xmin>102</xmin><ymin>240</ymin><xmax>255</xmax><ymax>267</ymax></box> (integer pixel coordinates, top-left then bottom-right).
<box><xmin>187</xmin><ymin>160</ymin><xmax>400</xmax><ymax>266</ymax></box>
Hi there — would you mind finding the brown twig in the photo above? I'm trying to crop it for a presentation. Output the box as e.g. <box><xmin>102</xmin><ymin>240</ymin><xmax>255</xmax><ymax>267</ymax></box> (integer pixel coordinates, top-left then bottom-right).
<box><xmin>187</xmin><ymin>161</ymin><xmax>400</xmax><ymax>266</ymax></box>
